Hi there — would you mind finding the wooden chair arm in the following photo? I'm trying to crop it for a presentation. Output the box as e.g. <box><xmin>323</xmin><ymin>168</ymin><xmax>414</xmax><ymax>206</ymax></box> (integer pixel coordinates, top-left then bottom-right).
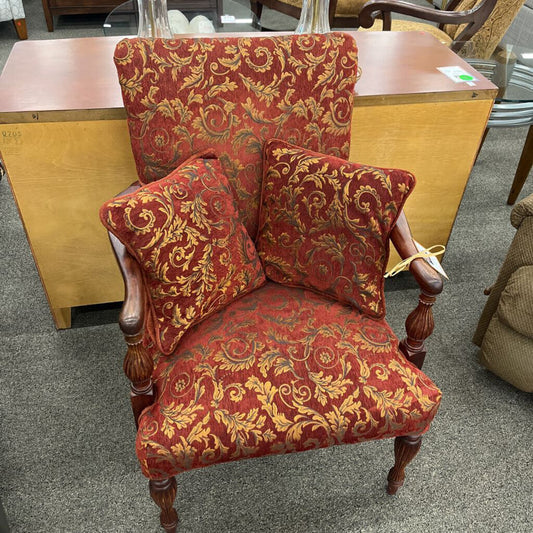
<box><xmin>108</xmin><ymin>232</ymin><xmax>145</xmax><ymax>336</ymax></box>
<box><xmin>107</xmin><ymin>182</ymin><xmax>145</xmax><ymax>335</ymax></box>
<box><xmin>390</xmin><ymin>210</ymin><xmax>443</xmax><ymax>297</ymax></box>
<box><xmin>107</xmin><ymin>182</ymin><xmax>154</xmax><ymax>427</ymax></box>
<box><xmin>358</xmin><ymin>0</ymin><xmax>496</xmax><ymax>44</ymax></box>
<box><xmin>389</xmin><ymin>211</ymin><xmax>444</xmax><ymax>369</ymax></box>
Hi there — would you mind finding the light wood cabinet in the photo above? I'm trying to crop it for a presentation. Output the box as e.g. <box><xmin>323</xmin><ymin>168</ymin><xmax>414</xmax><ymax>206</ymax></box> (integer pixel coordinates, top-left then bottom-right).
<box><xmin>0</xmin><ymin>32</ymin><xmax>497</xmax><ymax>328</ymax></box>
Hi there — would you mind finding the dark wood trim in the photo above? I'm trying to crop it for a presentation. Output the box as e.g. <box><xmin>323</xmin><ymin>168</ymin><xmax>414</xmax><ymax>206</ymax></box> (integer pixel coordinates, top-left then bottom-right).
<box><xmin>507</xmin><ymin>124</ymin><xmax>533</xmax><ymax>205</ymax></box>
<box><xmin>390</xmin><ymin>211</ymin><xmax>443</xmax><ymax>369</ymax></box>
<box><xmin>358</xmin><ymin>0</ymin><xmax>498</xmax><ymax>50</ymax></box>
<box><xmin>13</xmin><ymin>18</ymin><xmax>28</xmax><ymax>40</ymax></box>
<box><xmin>149</xmin><ymin>478</ymin><xmax>178</xmax><ymax>532</ymax></box>
<box><xmin>387</xmin><ymin>435</ymin><xmax>423</xmax><ymax>495</ymax></box>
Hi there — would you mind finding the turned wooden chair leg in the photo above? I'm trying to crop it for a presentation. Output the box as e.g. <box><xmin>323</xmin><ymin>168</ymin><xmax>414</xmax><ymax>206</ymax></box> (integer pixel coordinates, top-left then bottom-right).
<box><xmin>387</xmin><ymin>435</ymin><xmax>422</xmax><ymax>495</ymax></box>
<box><xmin>149</xmin><ymin>477</ymin><xmax>178</xmax><ymax>533</ymax></box>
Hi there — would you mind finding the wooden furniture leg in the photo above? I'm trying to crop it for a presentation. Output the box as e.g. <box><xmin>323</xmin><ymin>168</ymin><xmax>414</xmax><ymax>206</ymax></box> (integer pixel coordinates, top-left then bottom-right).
<box><xmin>52</xmin><ymin>307</ymin><xmax>71</xmax><ymax>329</ymax></box>
<box><xmin>149</xmin><ymin>478</ymin><xmax>178</xmax><ymax>533</ymax></box>
<box><xmin>387</xmin><ymin>435</ymin><xmax>422</xmax><ymax>495</ymax></box>
<box><xmin>474</xmin><ymin>127</ymin><xmax>489</xmax><ymax>165</ymax></box>
<box><xmin>507</xmin><ymin>124</ymin><xmax>533</xmax><ymax>205</ymax></box>
<box><xmin>400</xmin><ymin>292</ymin><xmax>437</xmax><ymax>370</ymax></box>
<box><xmin>13</xmin><ymin>18</ymin><xmax>28</xmax><ymax>39</ymax></box>
<box><xmin>41</xmin><ymin>0</ymin><xmax>54</xmax><ymax>31</ymax></box>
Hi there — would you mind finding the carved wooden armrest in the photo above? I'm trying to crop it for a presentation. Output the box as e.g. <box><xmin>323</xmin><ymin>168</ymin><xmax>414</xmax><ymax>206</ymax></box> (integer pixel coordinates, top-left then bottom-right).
<box><xmin>108</xmin><ymin>183</ymin><xmax>155</xmax><ymax>427</ymax></box>
<box><xmin>358</xmin><ymin>0</ymin><xmax>497</xmax><ymax>49</ymax></box>
<box><xmin>390</xmin><ymin>211</ymin><xmax>443</xmax><ymax>369</ymax></box>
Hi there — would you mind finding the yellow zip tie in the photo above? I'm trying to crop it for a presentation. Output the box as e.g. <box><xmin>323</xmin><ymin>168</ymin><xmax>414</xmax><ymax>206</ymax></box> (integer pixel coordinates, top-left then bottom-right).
<box><xmin>385</xmin><ymin>244</ymin><xmax>446</xmax><ymax>278</ymax></box>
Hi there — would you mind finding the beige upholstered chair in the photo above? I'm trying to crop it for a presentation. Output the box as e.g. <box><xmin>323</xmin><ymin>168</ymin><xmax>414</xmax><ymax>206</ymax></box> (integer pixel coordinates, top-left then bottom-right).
<box><xmin>473</xmin><ymin>194</ymin><xmax>533</xmax><ymax>392</ymax></box>
<box><xmin>358</xmin><ymin>0</ymin><xmax>525</xmax><ymax>59</ymax></box>
<box><xmin>0</xmin><ymin>0</ymin><xmax>27</xmax><ymax>39</ymax></box>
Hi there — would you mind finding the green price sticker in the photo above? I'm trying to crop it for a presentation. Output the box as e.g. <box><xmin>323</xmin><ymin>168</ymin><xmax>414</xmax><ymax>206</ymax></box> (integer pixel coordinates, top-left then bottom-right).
<box><xmin>459</xmin><ymin>74</ymin><xmax>474</xmax><ymax>81</ymax></box>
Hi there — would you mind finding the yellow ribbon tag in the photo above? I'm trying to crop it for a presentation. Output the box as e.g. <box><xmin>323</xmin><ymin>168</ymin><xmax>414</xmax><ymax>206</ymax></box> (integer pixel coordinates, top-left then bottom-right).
<box><xmin>385</xmin><ymin>244</ymin><xmax>446</xmax><ymax>278</ymax></box>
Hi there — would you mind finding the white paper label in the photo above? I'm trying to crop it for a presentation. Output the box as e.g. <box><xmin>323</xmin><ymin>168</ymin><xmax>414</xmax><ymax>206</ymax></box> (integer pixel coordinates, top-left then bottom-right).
<box><xmin>437</xmin><ymin>66</ymin><xmax>478</xmax><ymax>86</ymax></box>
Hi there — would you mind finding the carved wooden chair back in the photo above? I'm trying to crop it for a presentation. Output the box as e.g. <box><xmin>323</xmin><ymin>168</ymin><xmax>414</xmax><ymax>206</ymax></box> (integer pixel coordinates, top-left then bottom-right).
<box><xmin>358</xmin><ymin>0</ymin><xmax>525</xmax><ymax>59</ymax></box>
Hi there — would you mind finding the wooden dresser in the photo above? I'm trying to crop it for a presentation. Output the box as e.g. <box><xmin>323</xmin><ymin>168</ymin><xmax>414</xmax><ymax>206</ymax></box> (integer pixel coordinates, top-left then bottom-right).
<box><xmin>0</xmin><ymin>32</ymin><xmax>497</xmax><ymax>328</ymax></box>
<box><xmin>42</xmin><ymin>0</ymin><xmax>125</xmax><ymax>31</ymax></box>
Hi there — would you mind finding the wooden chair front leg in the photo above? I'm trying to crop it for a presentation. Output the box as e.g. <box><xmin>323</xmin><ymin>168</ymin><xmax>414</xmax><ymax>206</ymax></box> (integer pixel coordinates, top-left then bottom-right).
<box><xmin>400</xmin><ymin>291</ymin><xmax>436</xmax><ymax>370</ymax></box>
<box><xmin>123</xmin><ymin>330</ymin><xmax>154</xmax><ymax>427</ymax></box>
<box><xmin>150</xmin><ymin>478</ymin><xmax>179</xmax><ymax>533</ymax></box>
<box><xmin>387</xmin><ymin>435</ymin><xmax>422</xmax><ymax>495</ymax></box>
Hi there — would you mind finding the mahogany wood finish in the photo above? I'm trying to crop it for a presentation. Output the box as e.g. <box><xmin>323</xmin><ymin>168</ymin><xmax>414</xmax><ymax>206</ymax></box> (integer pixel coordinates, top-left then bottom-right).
<box><xmin>390</xmin><ymin>211</ymin><xmax>442</xmax><ymax>369</ymax></box>
<box><xmin>149</xmin><ymin>478</ymin><xmax>179</xmax><ymax>533</ymax></box>
<box><xmin>41</xmin><ymin>0</ymin><xmax>125</xmax><ymax>31</ymax></box>
<box><xmin>358</xmin><ymin>0</ymin><xmax>498</xmax><ymax>52</ymax></box>
<box><xmin>109</xmin><ymin>230</ymin><xmax>154</xmax><ymax>427</ymax></box>
<box><xmin>507</xmin><ymin>124</ymin><xmax>533</xmax><ymax>205</ymax></box>
<box><xmin>387</xmin><ymin>435</ymin><xmax>423</xmax><ymax>495</ymax></box>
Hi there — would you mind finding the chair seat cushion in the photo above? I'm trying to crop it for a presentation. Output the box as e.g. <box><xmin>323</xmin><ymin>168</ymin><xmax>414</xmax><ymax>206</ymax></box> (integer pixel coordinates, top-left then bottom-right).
<box><xmin>137</xmin><ymin>282</ymin><xmax>441</xmax><ymax>479</ymax></box>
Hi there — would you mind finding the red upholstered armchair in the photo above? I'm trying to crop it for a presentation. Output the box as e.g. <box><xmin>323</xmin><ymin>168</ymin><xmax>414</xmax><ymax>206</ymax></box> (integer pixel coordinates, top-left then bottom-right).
<box><xmin>101</xmin><ymin>33</ymin><xmax>443</xmax><ymax>532</ymax></box>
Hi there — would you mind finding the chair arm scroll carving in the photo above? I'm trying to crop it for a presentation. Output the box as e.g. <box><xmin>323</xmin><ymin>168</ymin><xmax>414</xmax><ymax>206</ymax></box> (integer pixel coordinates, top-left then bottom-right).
<box><xmin>390</xmin><ymin>211</ymin><xmax>443</xmax><ymax>369</ymax></box>
<box><xmin>358</xmin><ymin>0</ymin><xmax>497</xmax><ymax>49</ymax></box>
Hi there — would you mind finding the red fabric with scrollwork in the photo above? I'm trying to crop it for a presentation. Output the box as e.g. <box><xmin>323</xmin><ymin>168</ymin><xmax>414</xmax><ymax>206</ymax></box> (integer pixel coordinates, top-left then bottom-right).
<box><xmin>256</xmin><ymin>139</ymin><xmax>416</xmax><ymax>319</ymax></box>
<box><xmin>113</xmin><ymin>33</ymin><xmax>359</xmax><ymax>237</ymax></box>
<box><xmin>136</xmin><ymin>283</ymin><xmax>441</xmax><ymax>479</ymax></box>
<box><xmin>100</xmin><ymin>156</ymin><xmax>266</xmax><ymax>355</ymax></box>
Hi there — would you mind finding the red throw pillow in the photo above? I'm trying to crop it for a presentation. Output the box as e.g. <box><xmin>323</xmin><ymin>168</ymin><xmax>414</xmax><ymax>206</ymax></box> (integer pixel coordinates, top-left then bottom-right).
<box><xmin>256</xmin><ymin>139</ymin><xmax>415</xmax><ymax>318</ymax></box>
<box><xmin>100</xmin><ymin>156</ymin><xmax>266</xmax><ymax>354</ymax></box>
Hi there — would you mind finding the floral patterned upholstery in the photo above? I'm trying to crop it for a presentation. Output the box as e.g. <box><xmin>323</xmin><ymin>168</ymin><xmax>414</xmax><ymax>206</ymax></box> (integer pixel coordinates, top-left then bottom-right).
<box><xmin>114</xmin><ymin>33</ymin><xmax>358</xmax><ymax>238</ymax></box>
<box><xmin>137</xmin><ymin>282</ymin><xmax>441</xmax><ymax>479</ymax></box>
<box><xmin>256</xmin><ymin>139</ymin><xmax>415</xmax><ymax>319</ymax></box>
<box><xmin>100</xmin><ymin>155</ymin><xmax>266</xmax><ymax>355</ymax></box>
<box><xmin>106</xmin><ymin>34</ymin><xmax>443</xmax><ymax>528</ymax></box>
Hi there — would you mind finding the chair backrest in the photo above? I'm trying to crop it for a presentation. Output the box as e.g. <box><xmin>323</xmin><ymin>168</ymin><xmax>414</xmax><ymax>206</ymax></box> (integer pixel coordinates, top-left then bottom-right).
<box><xmin>114</xmin><ymin>34</ymin><xmax>359</xmax><ymax>237</ymax></box>
<box><xmin>443</xmin><ymin>0</ymin><xmax>526</xmax><ymax>58</ymax></box>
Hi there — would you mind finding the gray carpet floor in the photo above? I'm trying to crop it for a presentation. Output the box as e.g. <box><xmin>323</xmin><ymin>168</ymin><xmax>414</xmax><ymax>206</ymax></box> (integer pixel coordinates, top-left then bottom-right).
<box><xmin>1</xmin><ymin>1</ymin><xmax>532</xmax><ymax>532</ymax></box>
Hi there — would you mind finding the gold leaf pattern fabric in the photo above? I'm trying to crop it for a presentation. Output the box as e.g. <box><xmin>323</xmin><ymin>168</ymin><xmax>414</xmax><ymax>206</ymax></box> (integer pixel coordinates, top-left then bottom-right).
<box><xmin>446</xmin><ymin>0</ymin><xmax>526</xmax><ymax>60</ymax></box>
<box><xmin>113</xmin><ymin>34</ymin><xmax>359</xmax><ymax>237</ymax></box>
<box><xmin>255</xmin><ymin>139</ymin><xmax>415</xmax><ymax>319</ymax></box>
<box><xmin>100</xmin><ymin>156</ymin><xmax>266</xmax><ymax>355</ymax></box>
<box><xmin>137</xmin><ymin>283</ymin><xmax>441</xmax><ymax>479</ymax></box>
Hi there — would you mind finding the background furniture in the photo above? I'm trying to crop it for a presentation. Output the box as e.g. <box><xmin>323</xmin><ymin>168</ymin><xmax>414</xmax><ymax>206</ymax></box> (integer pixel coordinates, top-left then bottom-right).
<box><xmin>249</xmin><ymin>0</ymin><xmax>363</xmax><ymax>28</ymax></box>
<box><xmin>473</xmin><ymin>193</ymin><xmax>533</xmax><ymax>392</ymax></box>
<box><xmin>41</xmin><ymin>0</ymin><xmax>124</xmax><ymax>31</ymax></box>
<box><xmin>0</xmin><ymin>31</ymin><xmax>496</xmax><ymax>329</ymax></box>
<box><xmin>358</xmin><ymin>0</ymin><xmax>523</xmax><ymax>59</ymax></box>
<box><xmin>0</xmin><ymin>0</ymin><xmax>27</xmax><ymax>38</ymax></box>
<box><xmin>502</xmin><ymin>0</ymin><xmax>533</xmax><ymax>54</ymax></box>
<box><xmin>466</xmin><ymin>54</ymin><xmax>533</xmax><ymax>204</ymax></box>
<box><xmin>104</xmin><ymin>0</ymin><xmax>245</xmax><ymax>35</ymax></box>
